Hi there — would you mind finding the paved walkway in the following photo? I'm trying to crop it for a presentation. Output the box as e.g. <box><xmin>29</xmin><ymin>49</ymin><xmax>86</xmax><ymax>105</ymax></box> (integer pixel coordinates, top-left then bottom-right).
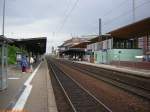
<box><xmin>0</xmin><ymin>60</ymin><xmax>58</xmax><ymax>112</ymax></box>
<box><xmin>24</xmin><ymin>60</ymin><xmax>57</xmax><ymax>112</ymax></box>
<box><xmin>0</xmin><ymin>65</ymin><xmax>30</xmax><ymax>109</ymax></box>
<box><xmin>76</xmin><ymin>61</ymin><xmax>150</xmax><ymax>78</ymax></box>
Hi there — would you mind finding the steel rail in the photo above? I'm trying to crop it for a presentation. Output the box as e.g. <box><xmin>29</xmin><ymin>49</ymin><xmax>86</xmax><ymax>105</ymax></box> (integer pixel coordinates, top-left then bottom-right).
<box><xmin>48</xmin><ymin>59</ymin><xmax>112</xmax><ymax>112</ymax></box>
<box><xmin>49</xmin><ymin>63</ymin><xmax>77</xmax><ymax>112</ymax></box>
<box><xmin>57</xmin><ymin>60</ymin><xmax>150</xmax><ymax>100</ymax></box>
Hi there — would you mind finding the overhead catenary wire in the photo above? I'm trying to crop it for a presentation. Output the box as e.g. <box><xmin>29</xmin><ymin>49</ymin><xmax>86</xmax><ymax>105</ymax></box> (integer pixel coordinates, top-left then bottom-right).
<box><xmin>102</xmin><ymin>0</ymin><xmax>144</xmax><ymax>19</ymax></box>
<box><xmin>57</xmin><ymin>0</ymin><xmax>79</xmax><ymax>33</ymax></box>
<box><xmin>58</xmin><ymin>0</ymin><xmax>72</xmax><ymax>29</ymax></box>
<box><xmin>103</xmin><ymin>0</ymin><xmax>150</xmax><ymax>27</ymax></box>
<box><xmin>57</xmin><ymin>0</ymin><xmax>127</xmax><ymax>35</ymax></box>
<box><xmin>79</xmin><ymin>0</ymin><xmax>148</xmax><ymax>35</ymax></box>
<box><xmin>55</xmin><ymin>0</ymin><xmax>148</xmax><ymax>36</ymax></box>
<box><xmin>102</xmin><ymin>0</ymin><xmax>128</xmax><ymax>18</ymax></box>
<box><xmin>56</xmin><ymin>0</ymin><xmax>131</xmax><ymax>35</ymax></box>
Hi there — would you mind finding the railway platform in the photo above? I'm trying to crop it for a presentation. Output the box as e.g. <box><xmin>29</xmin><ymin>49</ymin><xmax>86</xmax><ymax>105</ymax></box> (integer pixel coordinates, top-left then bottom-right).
<box><xmin>75</xmin><ymin>61</ymin><xmax>150</xmax><ymax>78</ymax></box>
<box><xmin>0</xmin><ymin>60</ymin><xmax>58</xmax><ymax>112</ymax></box>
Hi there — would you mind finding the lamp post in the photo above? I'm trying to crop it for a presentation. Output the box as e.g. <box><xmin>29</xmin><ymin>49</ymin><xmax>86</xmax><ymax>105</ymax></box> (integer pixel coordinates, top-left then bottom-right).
<box><xmin>2</xmin><ymin>0</ymin><xmax>6</xmax><ymax>36</ymax></box>
<box><xmin>0</xmin><ymin>0</ymin><xmax>8</xmax><ymax>90</ymax></box>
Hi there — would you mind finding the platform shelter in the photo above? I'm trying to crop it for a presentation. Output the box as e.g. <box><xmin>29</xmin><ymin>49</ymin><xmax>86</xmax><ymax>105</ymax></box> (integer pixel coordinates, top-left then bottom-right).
<box><xmin>10</xmin><ymin>37</ymin><xmax>47</xmax><ymax>63</ymax></box>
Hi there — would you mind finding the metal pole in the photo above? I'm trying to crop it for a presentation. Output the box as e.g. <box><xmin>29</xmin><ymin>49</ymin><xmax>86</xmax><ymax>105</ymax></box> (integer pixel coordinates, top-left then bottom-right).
<box><xmin>132</xmin><ymin>0</ymin><xmax>135</xmax><ymax>22</ymax></box>
<box><xmin>2</xmin><ymin>0</ymin><xmax>6</xmax><ymax>36</ymax></box>
<box><xmin>119</xmin><ymin>53</ymin><xmax>120</xmax><ymax>67</ymax></box>
<box><xmin>99</xmin><ymin>18</ymin><xmax>101</xmax><ymax>36</ymax></box>
<box><xmin>118</xmin><ymin>51</ymin><xmax>121</xmax><ymax>67</ymax></box>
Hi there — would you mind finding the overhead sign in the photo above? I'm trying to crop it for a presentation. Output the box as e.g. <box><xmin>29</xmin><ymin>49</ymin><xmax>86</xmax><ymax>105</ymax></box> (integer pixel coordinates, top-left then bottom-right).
<box><xmin>135</xmin><ymin>56</ymin><xmax>144</xmax><ymax>59</ymax></box>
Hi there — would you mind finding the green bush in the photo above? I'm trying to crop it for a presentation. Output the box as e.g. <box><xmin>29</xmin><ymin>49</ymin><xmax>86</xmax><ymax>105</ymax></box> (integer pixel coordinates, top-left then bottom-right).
<box><xmin>8</xmin><ymin>45</ymin><xmax>22</xmax><ymax>64</ymax></box>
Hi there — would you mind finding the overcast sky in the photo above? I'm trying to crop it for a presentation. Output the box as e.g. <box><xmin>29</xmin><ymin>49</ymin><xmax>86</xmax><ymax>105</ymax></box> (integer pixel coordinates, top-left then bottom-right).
<box><xmin>0</xmin><ymin>0</ymin><xmax>149</xmax><ymax>53</ymax></box>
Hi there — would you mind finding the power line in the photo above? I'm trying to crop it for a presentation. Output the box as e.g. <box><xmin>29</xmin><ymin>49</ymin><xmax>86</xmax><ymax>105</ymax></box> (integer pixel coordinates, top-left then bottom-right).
<box><xmin>102</xmin><ymin>0</ymin><xmax>128</xmax><ymax>18</ymax></box>
<box><xmin>56</xmin><ymin>0</ymin><xmax>71</xmax><ymax>33</ymax></box>
<box><xmin>73</xmin><ymin>1</ymin><xmax>130</xmax><ymax>35</ymax></box>
<box><xmin>57</xmin><ymin>0</ymin><xmax>79</xmax><ymax>33</ymax></box>
<box><xmin>103</xmin><ymin>0</ymin><xmax>150</xmax><ymax>27</ymax></box>
<box><xmin>63</xmin><ymin>0</ymin><xmax>72</xmax><ymax>16</ymax></box>
<box><xmin>56</xmin><ymin>0</ymin><xmax>129</xmax><ymax>35</ymax></box>
<box><xmin>102</xmin><ymin>0</ymin><xmax>143</xmax><ymax>19</ymax></box>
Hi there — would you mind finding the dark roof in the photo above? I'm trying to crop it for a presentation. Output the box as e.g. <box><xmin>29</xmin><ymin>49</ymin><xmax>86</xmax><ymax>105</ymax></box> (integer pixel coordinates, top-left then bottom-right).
<box><xmin>58</xmin><ymin>37</ymin><xmax>90</xmax><ymax>48</ymax></box>
<box><xmin>60</xmin><ymin>48</ymin><xmax>85</xmax><ymax>53</ymax></box>
<box><xmin>108</xmin><ymin>17</ymin><xmax>150</xmax><ymax>38</ymax></box>
<box><xmin>71</xmin><ymin>41</ymin><xmax>91</xmax><ymax>48</ymax></box>
<box><xmin>71</xmin><ymin>35</ymin><xmax>112</xmax><ymax>48</ymax></box>
<box><xmin>88</xmin><ymin>35</ymin><xmax>112</xmax><ymax>43</ymax></box>
<box><xmin>0</xmin><ymin>35</ymin><xmax>13</xmax><ymax>43</ymax></box>
<box><xmin>10</xmin><ymin>37</ymin><xmax>47</xmax><ymax>54</ymax></box>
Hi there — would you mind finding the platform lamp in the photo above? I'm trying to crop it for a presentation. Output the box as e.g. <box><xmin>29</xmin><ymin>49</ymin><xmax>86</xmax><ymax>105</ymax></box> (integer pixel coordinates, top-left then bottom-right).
<box><xmin>2</xmin><ymin>0</ymin><xmax>6</xmax><ymax>36</ymax></box>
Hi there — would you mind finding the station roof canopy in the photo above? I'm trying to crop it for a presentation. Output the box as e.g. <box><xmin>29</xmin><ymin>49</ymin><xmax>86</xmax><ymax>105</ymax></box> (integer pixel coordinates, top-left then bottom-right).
<box><xmin>71</xmin><ymin>41</ymin><xmax>92</xmax><ymax>48</ymax></box>
<box><xmin>58</xmin><ymin>37</ymin><xmax>91</xmax><ymax>48</ymax></box>
<box><xmin>61</xmin><ymin>48</ymin><xmax>85</xmax><ymax>54</ymax></box>
<box><xmin>108</xmin><ymin>17</ymin><xmax>150</xmax><ymax>38</ymax></box>
<box><xmin>89</xmin><ymin>35</ymin><xmax>112</xmax><ymax>43</ymax></box>
<box><xmin>0</xmin><ymin>35</ymin><xmax>13</xmax><ymax>43</ymax></box>
<box><xmin>71</xmin><ymin>35</ymin><xmax>112</xmax><ymax>48</ymax></box>
<box><xmin>10</xmin><ymin>37</ymin><xmax>47</xmax><ymax>54</ymax></box>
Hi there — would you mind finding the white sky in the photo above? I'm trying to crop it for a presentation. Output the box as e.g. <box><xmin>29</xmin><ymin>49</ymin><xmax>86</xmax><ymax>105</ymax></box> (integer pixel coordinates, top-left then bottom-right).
<box><xmin>0</xmin><ymin>0</ymin><xmax>149</xmax><ymax>53</ymax></box>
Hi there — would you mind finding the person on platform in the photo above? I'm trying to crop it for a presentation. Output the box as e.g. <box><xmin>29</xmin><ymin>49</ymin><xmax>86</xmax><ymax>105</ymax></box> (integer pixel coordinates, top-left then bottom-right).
<box><xmin>20</xmin><ymin>55</ymin><xmax>28</xmax><ymax>73</ymax></box>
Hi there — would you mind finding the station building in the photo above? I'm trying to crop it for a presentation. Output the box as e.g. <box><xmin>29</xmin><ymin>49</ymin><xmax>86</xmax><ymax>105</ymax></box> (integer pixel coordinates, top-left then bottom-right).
<box><xmin>68</xmin><ymin>18</ymin><xmax>150</xmax><ymax>69</ymax></box>
<box><xmin>107</xmin><ymin>17</ymin><xmax>150</xmax><ymax>69</ymax></box>
<box><xmin>58</xmin><ymin>37</ymin><xmax>91</xmax><ymax>60</ymax></box>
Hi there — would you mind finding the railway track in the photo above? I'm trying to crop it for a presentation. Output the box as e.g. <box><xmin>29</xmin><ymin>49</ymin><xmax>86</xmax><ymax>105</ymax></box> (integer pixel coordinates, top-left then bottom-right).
<box><xmin>47</xmin><ymin>58</ymin><xmax>112</xmax><ymax>112</ymax></box>
<box><xmin>57</xmin><ymin>59</ymin><xmax>150</xmax><ymax>100</ymax></box>
<box><xmin>47</xmin><ymin>61</ymin><xmax>74</xmax><ymax>112</ymax></box>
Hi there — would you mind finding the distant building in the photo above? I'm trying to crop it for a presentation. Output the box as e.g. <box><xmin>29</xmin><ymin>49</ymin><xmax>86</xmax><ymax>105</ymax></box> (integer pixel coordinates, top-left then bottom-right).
<box><xmin>58</xmin><ymin>17</ymin><xmax>150</xmax><ymax>69</ymax></box>
<box><xmin>58</xmin><ymin>37</ymin><xmax>91</xmax><ymax>59</ymax></box>
<box><xmin>72</xmin><ymin>18</ymin><xmax>150</xmax><ymax>69</ymax></box>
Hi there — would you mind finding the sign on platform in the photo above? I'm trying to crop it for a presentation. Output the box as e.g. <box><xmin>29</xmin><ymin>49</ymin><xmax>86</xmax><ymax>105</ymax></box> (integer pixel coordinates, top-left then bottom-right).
<box><xmin>135</xmin><ymin>56</ymin><xmax>144</xmax><ymax>59</ymax></box>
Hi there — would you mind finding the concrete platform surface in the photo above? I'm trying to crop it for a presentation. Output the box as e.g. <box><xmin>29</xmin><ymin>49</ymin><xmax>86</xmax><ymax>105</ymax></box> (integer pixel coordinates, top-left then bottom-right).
<box><xmin>0</xmin><ymin>60</ymin><xmax>58</xmax><ymax>112</ymax></box>
<box><xmin>0</xmin><ymin>65</ymin><xmax>31</xmax><ymax>109</ymax></box>
<box><xmin>24</xmin><ymin>61</ymin><xmax>58</xmax><ymax>112</ymax></box>
<box><xmin>76</xmin><ymin>61</ymin><xmax>150</xmax><ymax>78</ymax></box>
